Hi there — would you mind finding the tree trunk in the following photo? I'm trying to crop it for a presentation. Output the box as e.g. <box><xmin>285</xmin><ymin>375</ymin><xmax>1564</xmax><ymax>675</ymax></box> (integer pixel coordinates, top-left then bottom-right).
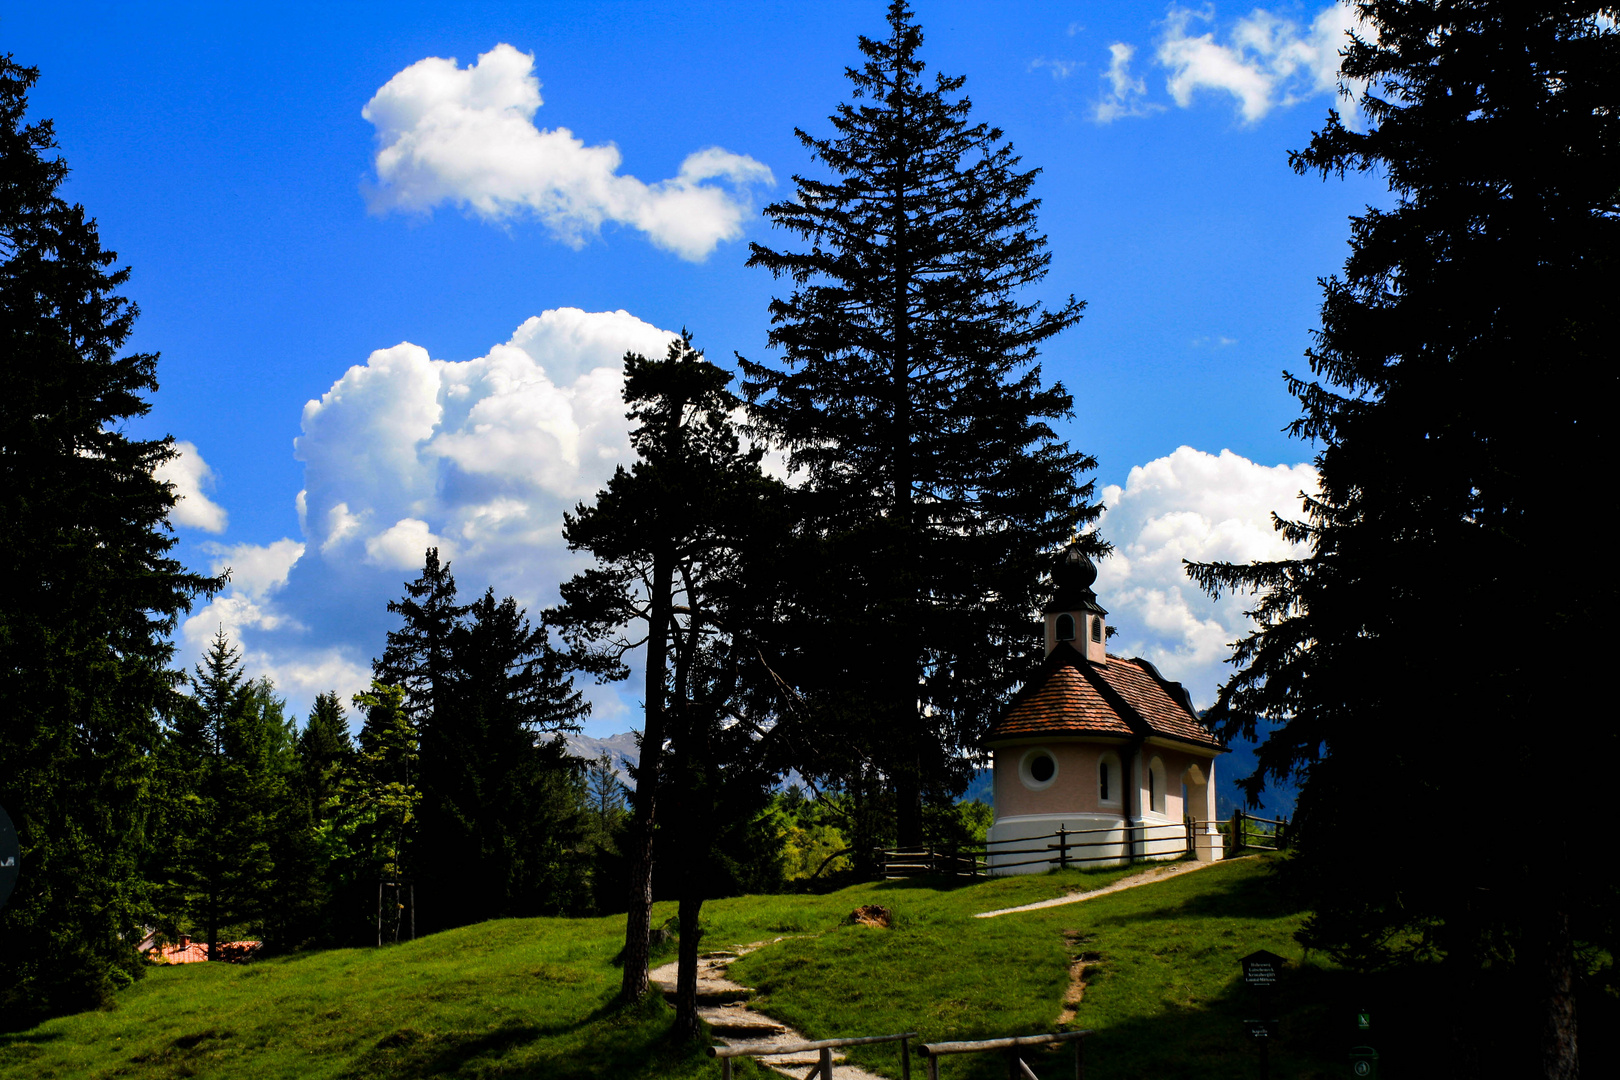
<box><xmin>1530</xmin><ymin>907</ymin><xmax>1579</xmax><ymax>1080</ymax></box>
<box><xmin>672</xmin><ymin>890</ymin><xmax>705</xmax><ymax>1042</ymax></box>
<box><xmin>618</xmin><ymin>545</ymin><xmax>672</xmax><ymax>1005</ymax></box>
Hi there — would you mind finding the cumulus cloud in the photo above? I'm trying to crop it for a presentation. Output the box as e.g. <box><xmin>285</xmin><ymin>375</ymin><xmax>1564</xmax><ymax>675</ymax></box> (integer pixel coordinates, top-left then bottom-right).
<box><xmin>297</xmin><ymin>305</ymin><xmax>679</xmax><ymax>600</ymax></box>
<box><xmin>1094</xmin><ymin>446</ymin><xmax>1318</xmax><ymax>709</ymax></box>
<box><xmin>203</xmin><ymin>537</ymin><xmax>305</xmax><ymax>598</ymax></box>
<box><xmin>365</xmin><ymin>518</ymin><xmax>456</xmax><ymax>570</ymax></box>
<box><xmin>155</xmin><ymin>441</ymin><xmax>228</xmax><ymax>533</ymax></box>
<box><xmin>167</xmin><ymin>308</ymin><xmax>708</xmax><ymax>731</ymax></box>
<box><xmin>362</xmin><ymin>43</ymin><xmax>773</xmax><ymax>260</ymax></box>
<box><xmin>178</xmin><ymin>536</ymin><xmax>373</xmax><ymax>711</ymax></box>
<box><xmin>1157</xmin><ymin>3</ymin><xmax>1357</xmax><ymax>123</ymax></box>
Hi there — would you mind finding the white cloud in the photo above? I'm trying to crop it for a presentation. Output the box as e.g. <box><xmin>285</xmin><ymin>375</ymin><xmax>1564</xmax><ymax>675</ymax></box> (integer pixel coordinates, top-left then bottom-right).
<box><xmin>154</xmin><ymin>440</ymin><xmax>228</xmax><ymax>533</ymax></box>
<box><xmin>365</xmin><ymin>518</ymin><xmax>455</xmax><ymax>570</ymax></box>
<box><xmin>298</xmin><ymin>306</ymin><xmax>679</xmax><ymax>600</ymax></box>
<box><xmin>165</xmin><ymin>308</ymin><xmax>688</xmax><ymax>730</ymax></box>
<box><xmin>203</xmin><ymin>537</ymin><xmax>305</xmax><ymax>598</ymax></box>
<box><xmin>1157</xmin><ymin>3</ymin><xmax>1358</xmax><ymax>123</ymax></box>
<box><xmin>1094</xmin><ymin>42</ymin><xmax>1160</xmax><ymax>122</ymax></box>
<box><xmin>1094</xmin><ymin>446</ymin><xmax>1318</xmax><ymax>709</ymax></box>
<box><xmin>362</xmin><ymin>43</ymin><xmax>774</xmax><ymax>261</ymax></box>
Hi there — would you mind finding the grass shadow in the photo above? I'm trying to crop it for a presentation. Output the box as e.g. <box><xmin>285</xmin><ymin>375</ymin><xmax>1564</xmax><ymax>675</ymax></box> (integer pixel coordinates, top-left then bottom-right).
<box><xmin>338</xmin><ymin>1021</ymin><xmax>551</xmax><ymax>1079</ymax></box>
<box><xmin>1091</xmin><ymin>865</ymin><xmax>1301</xmax><ymax>927</ymax></box>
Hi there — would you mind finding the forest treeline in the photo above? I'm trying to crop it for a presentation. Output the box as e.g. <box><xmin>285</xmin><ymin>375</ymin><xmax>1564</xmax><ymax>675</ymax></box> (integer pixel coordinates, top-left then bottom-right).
<box><xmin>138</xmin><ymin>557</ymin><xmax>974</xmax><ymax>959</ymax></box>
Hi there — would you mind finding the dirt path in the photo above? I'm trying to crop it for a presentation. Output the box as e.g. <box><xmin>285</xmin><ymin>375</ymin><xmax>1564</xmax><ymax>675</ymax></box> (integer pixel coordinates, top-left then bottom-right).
<box><xmin>972</xmin><ymin>857</ymin><xmax>1234</xmax><ymax>919</ymax></box>
<box><xmin>650</xmin><ymin>943</ymin><xmax>888</xmax><ymax>1080</ymax></box>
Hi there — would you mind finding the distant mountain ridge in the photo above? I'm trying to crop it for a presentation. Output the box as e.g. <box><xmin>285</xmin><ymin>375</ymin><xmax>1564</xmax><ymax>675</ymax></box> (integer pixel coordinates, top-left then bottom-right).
<box><xmin>563</xmin><ymin>731</ymin><xmax>639</xmax><ymax>785</ymax></box>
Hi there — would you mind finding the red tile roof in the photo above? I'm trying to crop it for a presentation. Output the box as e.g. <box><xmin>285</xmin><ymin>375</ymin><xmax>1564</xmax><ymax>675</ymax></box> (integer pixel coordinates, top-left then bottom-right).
<box><xmin>992</xmin><ymin>663</ymin><xmax>1136</xmax><ymax>738</ymax></box>
<box><xmin>986</xmin><ymin>643</ymin><xmax>1223</xmax><ymax>750</ymax></box>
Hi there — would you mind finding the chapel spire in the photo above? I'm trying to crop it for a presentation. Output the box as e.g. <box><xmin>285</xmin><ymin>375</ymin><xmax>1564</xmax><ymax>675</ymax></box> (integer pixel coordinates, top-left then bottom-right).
<box><xmin>1043</xmin><ymin>543</ymin><xmax>1107</xmax><ymax>663</ymax></box>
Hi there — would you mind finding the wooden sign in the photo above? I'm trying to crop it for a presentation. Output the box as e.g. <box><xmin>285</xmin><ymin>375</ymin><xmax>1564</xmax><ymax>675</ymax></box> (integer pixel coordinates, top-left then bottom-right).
<box><xmin>1240</xmin><ymin>949</ymin><xmax>1286</xmax><ymax>990</ymax></box>
<box><xmin>0</xmin><ymin>803</ymin><xmax>19</xmax><ymax>912</ymax></box>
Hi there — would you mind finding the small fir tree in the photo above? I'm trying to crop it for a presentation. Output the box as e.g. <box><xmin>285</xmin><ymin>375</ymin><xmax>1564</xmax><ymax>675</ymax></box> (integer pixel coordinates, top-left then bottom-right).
<box><xmin>156</xmin><ymin>632</ymin><xmax>287</xmax><ymax>956</ymax></box>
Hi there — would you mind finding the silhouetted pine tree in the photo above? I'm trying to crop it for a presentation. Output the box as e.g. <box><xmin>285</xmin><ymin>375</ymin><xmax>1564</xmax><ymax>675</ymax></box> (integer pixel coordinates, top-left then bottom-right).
<box><xmin>741</xmin><ymin>0</ymin><xmax>1103</xmax><ymax>847</ymax></box>
<box><xmin>0</xmin><ymin>57</ymin><xmax>219</xmax><ymax>1019</ymax></box>
<box><xmin>296</xmin><ymin>691</ymin><xmax>353</xmax><ymax>824</ymax></box>
<box><xmin>1187</xmin><ymin>5</ymin><xmax>1619</xmax><ymax>1077</ymax></box>
<box><xmin>556</xmin><ymin>331</ymin><xmax>789</xmax><ymax>1031</ymax></box>
<box><xmin>426</xmin><ymin>589</ymin><xmax>590</xmax><ymax>927</ymax></box>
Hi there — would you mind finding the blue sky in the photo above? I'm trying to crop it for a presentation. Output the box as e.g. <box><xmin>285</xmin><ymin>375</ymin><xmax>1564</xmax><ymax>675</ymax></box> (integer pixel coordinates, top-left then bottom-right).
<box><xmin>8</xmin><ymin>1</ymin><xmax>1384</xmax><ymax>734</ymax></box>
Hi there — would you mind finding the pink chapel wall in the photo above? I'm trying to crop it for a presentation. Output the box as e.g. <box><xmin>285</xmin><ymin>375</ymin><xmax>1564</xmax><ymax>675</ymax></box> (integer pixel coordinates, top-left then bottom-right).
<box><xmin>986</xmin><ymin>739</ymin><xmax>1224</xmax><ymax>873</ymax></box>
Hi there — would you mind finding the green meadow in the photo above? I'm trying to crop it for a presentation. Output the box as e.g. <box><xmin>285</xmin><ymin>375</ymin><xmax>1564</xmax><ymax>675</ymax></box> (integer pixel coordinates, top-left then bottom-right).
<box><xmin>2</xmin><ymin>857</ymin><xmax>1386</xmax><ymax>1079</ymax></box>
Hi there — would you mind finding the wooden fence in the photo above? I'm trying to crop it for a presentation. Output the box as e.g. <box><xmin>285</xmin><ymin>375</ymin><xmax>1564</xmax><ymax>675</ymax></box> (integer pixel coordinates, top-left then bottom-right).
<box><xmin>710</xmin><ymin>1030</ymin><xmax>917</xmax><ymax>1079</ymax></box>
<box><xmin>1228</xmin><ymin>808</ymin><xmax>1287</xmax><ymax>853</ymax></box>
<box><xmin>920</xmin><ymin>1030</ymin><xmax>1091</xmax><ymax>1080</ymax></box>
<box><xmin>876</xmin><ymin>812</ymin><xmax>1289</xmax><ymax>878</ymax></box>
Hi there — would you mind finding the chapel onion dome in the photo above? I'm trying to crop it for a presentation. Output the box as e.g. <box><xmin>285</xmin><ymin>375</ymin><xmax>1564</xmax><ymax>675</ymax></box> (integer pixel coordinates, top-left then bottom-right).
<box><xmin>1044</xmin><ymin>543</ymin><xmax>1107</xmax><ymax>616</ymax></box>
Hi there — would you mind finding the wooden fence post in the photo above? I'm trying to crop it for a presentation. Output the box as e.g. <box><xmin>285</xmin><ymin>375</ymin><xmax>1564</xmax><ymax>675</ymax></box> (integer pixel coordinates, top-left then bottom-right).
<box><xmin>820</xmin><ymin>1046</ymin><xmax>834</xmax><ymax>1079</ymax></box>
<box><xmin>1058</xmin><ymin>825</ymin><xmax>1069</xmax><ymax>870</ymax></box>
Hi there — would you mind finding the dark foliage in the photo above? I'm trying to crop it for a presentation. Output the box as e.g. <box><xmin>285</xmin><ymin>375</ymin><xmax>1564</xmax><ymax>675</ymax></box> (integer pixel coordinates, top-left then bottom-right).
<box><xmin>376</xmin><ymin>554</ymin><xmax>589</xmax><ymax>932</ymax></box>
<box><xmin>1187</xmin><ymin>4</ymin><xmax>1619</xmax><ymax>1076</ymax></box>
<box><xmin>0</xmin><ymin>55</ymin><xmax>219</xmax><ymax>1023</ymax></box>
<box><xmin>740</xmin><ymin>0</ymin><xmax>1104</xmax><ymax>848</ymax></box>
<box><xmin>152</xmin><ymin>633</ymin><xmax>291</xmax><ymax>956</ymax></box>
<box><xmin>556</xmin><ymin>331</ymin><xmax>790</xmax><ymax>1034</ymax></box>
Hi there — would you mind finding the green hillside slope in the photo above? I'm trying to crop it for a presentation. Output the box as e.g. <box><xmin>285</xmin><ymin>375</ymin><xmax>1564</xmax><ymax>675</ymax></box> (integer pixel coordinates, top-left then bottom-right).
<box><xmin>1</xmin><ymin>857</ymin><xmax>1368</xmax><ymax>1080</ymax></box>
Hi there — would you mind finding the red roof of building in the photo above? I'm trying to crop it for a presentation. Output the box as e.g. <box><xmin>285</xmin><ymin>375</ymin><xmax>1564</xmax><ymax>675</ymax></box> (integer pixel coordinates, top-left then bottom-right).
<box><xmin>986</xmin><ymin>643</ymin><xmax>1224</xmax><ymax>750</ymax></box>
<box><xmin>145</xmin><ymin>938</ymin><xmax>262</xmax><ymax>965</ymax></box>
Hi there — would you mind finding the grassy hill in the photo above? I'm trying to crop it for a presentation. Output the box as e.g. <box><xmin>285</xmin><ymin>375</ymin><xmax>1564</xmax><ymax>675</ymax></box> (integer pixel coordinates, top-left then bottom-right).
<box><xmin>1</xmin><ymin>857</ymin><xmax>1383</xmax><ymax>1080</ymax></box>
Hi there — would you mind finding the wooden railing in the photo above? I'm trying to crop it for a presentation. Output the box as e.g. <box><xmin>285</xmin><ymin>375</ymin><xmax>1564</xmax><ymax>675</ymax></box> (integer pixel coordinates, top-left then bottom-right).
<box><xmin>710</xmin><ymin>1030</ymin><xmax>917</xmax><ymax>1079</ymax></box>
<box><xmin>876</xmin><ymin>813</ymin><xmax>1289</xmax><ymax>877</ymax></box>
<box><xmin>1228</xmin><ymin>808</ymin><xmax>1288</xmax><ymax>853</ymax></box>
<box><xmin>919</xmin><ymin>1030</ymin><xmax>1092</xmax><ymax>1080</ymax></box>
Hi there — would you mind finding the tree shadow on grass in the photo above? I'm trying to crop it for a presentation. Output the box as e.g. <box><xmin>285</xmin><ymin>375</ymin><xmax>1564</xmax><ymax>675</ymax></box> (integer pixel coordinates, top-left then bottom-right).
<box><xmin>333</xmin><ymin>995</ymin><xmax>752</xmax><ymax>1080</ymax></box>
<box><xmin>1090</xmin><ymin>865</ymin><xmax>1301</xmax><ymax>927</ymax></box>
<box><xmin>869</xmin><ymin>874</ymin><xmax>983</xmax><ymax>893</ymax></box>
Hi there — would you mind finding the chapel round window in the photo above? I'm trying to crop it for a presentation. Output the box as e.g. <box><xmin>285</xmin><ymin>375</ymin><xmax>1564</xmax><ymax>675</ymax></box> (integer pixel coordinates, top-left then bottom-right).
<box><xmin>1030</xmin><ymin>753</ymin><xmax>1055</xmax><ymax>783</ymax></box>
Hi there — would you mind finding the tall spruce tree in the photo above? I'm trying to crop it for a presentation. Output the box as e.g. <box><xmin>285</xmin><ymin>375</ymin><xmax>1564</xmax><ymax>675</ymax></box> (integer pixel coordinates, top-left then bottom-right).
<box><xmin>0</xmin><ymin>56</ymin><xmax>219</xmax><ymax>1020</ymax></box>
<box><xmin>740</xmin><ymin>0</ymin><xmax>1103</xmax><ymax>846</ymax></box>
<box><xmin>556</xmin><ymin>331</ymin><xmax>789</xmax><ymax>1020</ymax></box>
<box><xmin>1187</xmin><ymin>4</ymin><xmax>1618</xmax><ymax>1077</ymax></box>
